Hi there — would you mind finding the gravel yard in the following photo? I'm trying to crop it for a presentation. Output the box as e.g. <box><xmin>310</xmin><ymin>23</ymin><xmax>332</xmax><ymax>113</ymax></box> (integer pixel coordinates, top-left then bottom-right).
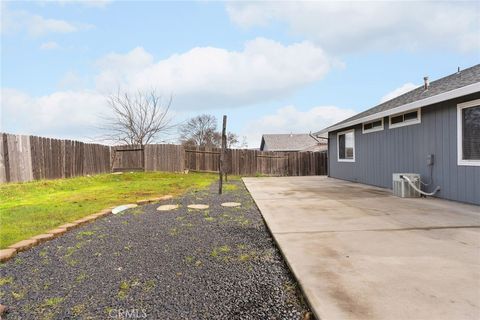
<box><xmin>0</xmin><ymin>178</ymin><xmax>311</xmax><ymax>319</ymax></box>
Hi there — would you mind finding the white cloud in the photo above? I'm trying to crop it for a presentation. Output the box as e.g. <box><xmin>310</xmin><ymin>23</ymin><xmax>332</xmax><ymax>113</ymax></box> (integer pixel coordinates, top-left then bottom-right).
<box><xmin>95</xmin><ymin>39</ymin><xmax>335</xmax><ymax>109</ymax></box>
<box><xmin>1</xmin><ymin>4</ymin><xmax>92</xmax><ymax>36</ymax></box>
<box><xmin>1</xmin><ymin>88</ymin><xmax>107</xmax><ymax>140</ymax></box>
<box><xmin>243</xmin><ymin>105</ymin><xmax>356</xmax><ymax>148</ymax></box>
<box><xmin>2</xmin><ymin>38</ymin><xmax>336</xmax><ymax>140</ymax></box>
<box><xmin>57</xmin><ymin>71</ymin><xmax>87</xmax><ymax>90</ymax></box>
<box><xmin>40</xmin><ymin>41</ymin><xmax>61</xmax><ymax>50</ymax></box>
<box><xmin>226</xmin><ymin>2</ymin><xmax>480</xmax><ymax>53</ymax></box>
<box><xmin>380</xmin><ymin>83</ymin><xmax>418</xmax><ymax>103</ymax></box>
<box><xmin>94</xmin><ymin>47</ymin><xmax>155</xmax><ymax>92</ymax></box>
<box><xmin>51</xmin><ymin>0</ymin><xmax>112</xmax><ymax>8</ymax></box>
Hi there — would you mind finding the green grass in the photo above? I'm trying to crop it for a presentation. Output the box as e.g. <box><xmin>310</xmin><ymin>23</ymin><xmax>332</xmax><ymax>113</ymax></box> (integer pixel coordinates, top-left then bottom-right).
<box><xmin>0</xmin><ymin>172</ymin><xmax>216</xmax><ymax>248</ymax></box>
<box><xmin>211</xmin><ymin>245</ymin><xmax>231</xmax><ymax>258</ymax></box>
<box><xmin>118</xmin><ymin>280</ymin><xmax>130</xmax><ymax>299</ymax></box>
<box><xmin>0</xmin><ymin>277</ymin><xmax>13</xmax><ymax>286</ymax></box>
<box><xmin>42</xmin><ymin>297</ymin><xmax>64</xmax><ymax>308</ymax></box>
<box><xmin>223</xmin><ymin>183</ymin><xmax>238</xmax><ymax>191</ymax></box>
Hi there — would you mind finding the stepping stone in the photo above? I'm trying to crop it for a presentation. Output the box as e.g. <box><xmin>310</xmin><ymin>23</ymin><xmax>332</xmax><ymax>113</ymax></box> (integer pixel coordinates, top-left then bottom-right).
<box><xmin>187</xmin><ymin>204</ymin><xmax>209</xmax><ymax>210</ymax></box>
<box><xmin>47</xmin><ymin>228</ymin><xmax>67</xmax><ymax>237</ymax></box>
<box><xmin>0</xmin><ymin>304</ymin><xmax>8</xmax><ymax>316</ymax></box>
<box><xmin>73</xmin><ymin>215</ymin><xmax>97</xmax><ymax>225</ymax></box>
<box><xmin>221</xmin><ymin>202</ymin><xmax>241</xmax><ymax>207</ymax></box>
<box><xmin>112</xmin><ymin>172</ymin><xmax>123</xmax><ymax>175</ymax></box>
<box><xmin>0</xmin><ymin>249</ymin><xmax>17</xmax><ymax>262</ymax></box>
<box><xmin>8</xmin><ymin>239</ymin><xmax>38</xmax><ymax>252</ymax></box>
<box><xmin>93</xmin><ymin>208</ymin><xmax>112</xmax><ymax>217</ymax></box>
<box><xmin>91</xmin><ymin>211</ymin><xmax>109</xmax><ymax>218</ymax></box>
<box><xmin>112</xmin><ymin>204</ymin><xmax>138</xmax><ymax>215</ymax></box>
<box><xmin>157</xmin><ymin>204</ymin><xmax>180</xmax><ymax>211</ymax></box>
<box><xmin>58</xmin><ymin>223</ymin><xmax>78</xmax><ymax>231</ymax></box>
<box><xmin>150</xmin><ymin>195</ymin><xmax>174</xmax><ymax>202</ymax></box>
<box><xmin>30</xmin><ymin>233</ymin><xmax>55</xmax><ymax>244</ymax></box>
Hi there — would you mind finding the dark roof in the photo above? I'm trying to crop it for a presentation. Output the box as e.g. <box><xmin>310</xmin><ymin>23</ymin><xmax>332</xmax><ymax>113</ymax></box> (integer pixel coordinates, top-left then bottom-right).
<box><xmin>260</xmin><ymin>134</ymin><xmax>323</xmax><ymax>151</ymax></box>
<box><xmin>317</xmin><ymin>64</ymin><xmax>480</xmax><ymax>133</ymax></box>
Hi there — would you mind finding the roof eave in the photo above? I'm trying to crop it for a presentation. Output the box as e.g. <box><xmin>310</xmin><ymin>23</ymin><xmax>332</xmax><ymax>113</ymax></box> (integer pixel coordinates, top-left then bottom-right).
<box><xmin>314</xmin><ymin>82</ymin><xmax>480</xmax><ymax>135</ymax></box>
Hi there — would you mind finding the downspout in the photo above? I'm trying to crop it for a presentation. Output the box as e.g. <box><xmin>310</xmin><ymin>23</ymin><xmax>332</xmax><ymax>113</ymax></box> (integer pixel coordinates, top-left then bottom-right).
<box><xmin>312</xmin><ymin>132</ymin><xmax>329</xmax><ymax>176</ymax></box>
<box><xmin>327</xmin><ymin>136</ymin><xmax>330</xmax><ymax>177</ymax></box>
<box><xmin>309</xmin><ymin>132</ymin><xmax>320</xmax><ymax>142</ymax></box>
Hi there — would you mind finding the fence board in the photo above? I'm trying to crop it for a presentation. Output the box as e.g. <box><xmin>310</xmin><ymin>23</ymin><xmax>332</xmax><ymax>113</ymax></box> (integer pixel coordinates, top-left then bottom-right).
<box><xmin>183</xmin><ymin>147</ymin><xmax>326</xmax><ymax>176</ymax></box>
<box><xmin>0</xmin><ymin>134</ymin><xmax>6</xmax><ymax>183</ymax></box>
<box><xmin>145</xmin><ymin>144</ymin><xmax>184</xmax><ymax>172</ymax></box>
<box><xmin>111</xmin><ymin>145</ymin><xmax>143</xmax><ymax>172</ymax></box>
<box><xmin>4</xmin><ymin>134</ymin><xmax>33</xmax><ymax>182</ymax></box>
<box><xmin>1</xmin><ymin>133</ymin><xmax>111</xmax><ymax>183</ymax></box>
<box><xmin>1</xmin><ymin>132</ymin><xmax>327</xmax><ymax>184</ymax></box>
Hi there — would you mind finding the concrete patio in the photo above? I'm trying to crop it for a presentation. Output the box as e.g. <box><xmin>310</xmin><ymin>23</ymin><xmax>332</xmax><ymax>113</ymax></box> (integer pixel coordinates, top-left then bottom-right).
<box><xmin>243</xmin><ymin>176</ymin><xmax>480</xmax><ymax>320</ymax></box>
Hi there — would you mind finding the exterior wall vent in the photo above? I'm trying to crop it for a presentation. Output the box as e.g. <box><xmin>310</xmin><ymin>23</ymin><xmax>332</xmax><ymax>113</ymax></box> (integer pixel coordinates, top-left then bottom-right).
<box><xmin>393</xmin><ymin>173</ymin><xmax>421</xmax><ymax>198</ymax></box>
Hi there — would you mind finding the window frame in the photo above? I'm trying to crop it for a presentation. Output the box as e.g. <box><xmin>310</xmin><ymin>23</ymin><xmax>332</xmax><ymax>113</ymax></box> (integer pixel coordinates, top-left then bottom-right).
<box><xmin>457</xmin><ymin>99</ymin><xmax>480</xmax><ymax>166</ymax></box>
<box><xmin>337</xmin><ymin>129</ymin><xmax>355</xmax><ymax>163</ymax></box>
<box><xmin>362</xmin><ymin>118</ymin><xmax>384</xmax><ymax>134</ymax></box>
<box><xmin>388</xmin><ymin>108</ymin><xmax>421</xmax><ymax>129</ymax></box>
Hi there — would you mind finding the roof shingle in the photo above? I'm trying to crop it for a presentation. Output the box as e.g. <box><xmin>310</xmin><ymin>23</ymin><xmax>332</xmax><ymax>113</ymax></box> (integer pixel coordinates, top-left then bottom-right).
<box><xmin>260</xmin><ymin>134</ymin><xmax>323</xmax><ymax>151</ymax></box>
<box><xmin>317</xmin><ymin>64</ymin><xmax>480</xmax><ymax>133</ymax></box>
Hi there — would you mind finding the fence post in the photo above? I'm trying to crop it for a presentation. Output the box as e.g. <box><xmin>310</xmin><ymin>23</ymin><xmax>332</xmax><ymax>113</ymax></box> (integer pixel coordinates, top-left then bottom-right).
<box><xmin>141</xmin><ymin>144</ymin><xmax>146</xmax><ymax>172</ymax></box>
<box><xmin>2</xmin><ymin>134</ymin><xmax>10</xmax><ymax>183</ymax></box>
<box><xmin>219</xmin><ymin>115</ymin><xmax>227</xmax><ymax>194</ymax></box>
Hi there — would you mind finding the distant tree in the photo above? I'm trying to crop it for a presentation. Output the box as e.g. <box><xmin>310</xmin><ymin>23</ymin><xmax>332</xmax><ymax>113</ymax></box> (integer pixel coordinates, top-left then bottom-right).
<box><xmin>101</xmin><ymin>89</ymin><xmax>175</xmax><ymax>145</ymax></box>
<box><xmin>179</xmin><ymin>114</ymin><xmax>218</xmax><ymax>147</ymax></box>
<box><xmin>179</xmin><ymin>114</ymin><xmax>247</xmax><ymax>148</ymax></box>
<box><xmin>239</xmin><ymin>136</ymin><xmax>249</xmax><ymax>149</ymax></box>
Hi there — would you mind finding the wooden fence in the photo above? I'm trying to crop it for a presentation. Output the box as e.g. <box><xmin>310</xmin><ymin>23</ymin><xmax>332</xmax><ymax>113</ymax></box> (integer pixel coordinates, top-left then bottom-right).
<box><xmin>111</xmin><ymin>145</ymin><xmax>144</xmax><ymax>172</ymax></box>
<box><xmin>145</xmin><ymin>144</ymin><xmax>185</xmax><ymax>172</ymax></box>
<box><xmin>185</xmin><ymin>147</ymin><xmax>327</xmax><ymax>176</ymax></box>
<box><xmin>1</xmin><ymin>133</ymin><xmax>110</xmax><ymax>183</ymax></box>
<box><xmin>1</xmin><ymin>133</ymin><xmax>327</xmax><ymax>183</ymax></box>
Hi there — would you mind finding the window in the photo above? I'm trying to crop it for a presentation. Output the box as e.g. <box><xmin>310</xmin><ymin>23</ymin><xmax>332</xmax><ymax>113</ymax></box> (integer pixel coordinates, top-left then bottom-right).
<box><xmin>337</xmin><ymin>129</ymin><xmax>355</xmax><ymax>162</ymax></box>
<box><xmin>362</xmin><ymin>118</ymin><xmax>384</xmax><ymax>133</ymax></box>
<box><xmin>457</xmin><ymin>99</ymin><xmax>480</xmax><ymax>166</ymax></box>
<box><xmin>389</xmin><ymin>109</ymin><xmax>421</xmax><ymax>128</ymax></box>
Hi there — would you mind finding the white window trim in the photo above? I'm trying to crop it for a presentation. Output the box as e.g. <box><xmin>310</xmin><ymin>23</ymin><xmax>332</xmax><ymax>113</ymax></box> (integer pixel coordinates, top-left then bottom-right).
<box><xmin>388</xmin><ymin>108</ymin><xmax>421</xmax><ymax>129</ymax></box>
<box><xmin>362</xmin><ymin>118</ymin><xmax>384</xmax><ymax>134</ymax></box>
<box><xmin>457</xmin><ymin>99</ymin><xmax>480</xmax><ymax>166</ymax></box>
<box><xmin>337</xmin><ymin>129</ymin><xmax>355</xmax><ymax>162</ymax></box>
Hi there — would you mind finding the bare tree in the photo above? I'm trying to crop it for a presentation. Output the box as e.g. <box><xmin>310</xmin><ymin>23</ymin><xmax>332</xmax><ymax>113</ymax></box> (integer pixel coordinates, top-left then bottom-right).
<box><xmin>216</xmin><ymin>132</ymin><xmax>248</xmax><ymax>148</ymax></box>
<box><xmin>239</xmin><ymin>136</ymin><xmax>249</xmax><ymax>149</ymax></box>
<box><xmin>101</xmin><ymin>89</ymin><xmax>175</xmax><ymax>145</ymax></box>
<box><xmin>225</xmin><ymin>132</ymin><xmax>239</xmax><ymax>148</ymax></box>
<box><xmin>179</xmin><ymin>114</ymin><xmax>218</xmax><ymax>147</ymax></box>
<box><xmin>179</xmin><ymin>114</ymin><xmax>248</xmax><ymax>148</ymax></box>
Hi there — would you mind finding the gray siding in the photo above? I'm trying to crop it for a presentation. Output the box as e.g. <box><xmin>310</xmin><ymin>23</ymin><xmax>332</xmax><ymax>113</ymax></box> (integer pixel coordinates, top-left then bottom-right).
<box><xmin>328</xmin><ymin>93</ymin><xmax>480</xmax><ymax>205</ymax></box>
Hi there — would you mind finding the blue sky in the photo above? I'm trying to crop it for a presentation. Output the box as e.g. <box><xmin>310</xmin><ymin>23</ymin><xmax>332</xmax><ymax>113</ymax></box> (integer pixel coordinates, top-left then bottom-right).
<box><xmin>2</xmin><ymin>1</ymin><xmax>479</xmax><ymax>147</ymax></box>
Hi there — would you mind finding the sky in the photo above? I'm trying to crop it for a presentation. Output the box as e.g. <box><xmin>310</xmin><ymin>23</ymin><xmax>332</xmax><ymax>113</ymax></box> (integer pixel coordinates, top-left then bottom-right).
<box><xmin>1</xmin><ymin>0</ymin><xmax>479</xmax><ymax>147</ymax></box>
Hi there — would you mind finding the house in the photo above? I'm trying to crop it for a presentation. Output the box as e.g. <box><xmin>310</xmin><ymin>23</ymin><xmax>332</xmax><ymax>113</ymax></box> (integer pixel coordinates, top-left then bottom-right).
<box><xmin>315</xmin><ymin>64</ymin><xmax>480</xmax><ymax>205</ymax></box>
<box><xmin>260</xmin><ymin>133</ymin><xmax>327</xmax><ymax>152</ymax></box>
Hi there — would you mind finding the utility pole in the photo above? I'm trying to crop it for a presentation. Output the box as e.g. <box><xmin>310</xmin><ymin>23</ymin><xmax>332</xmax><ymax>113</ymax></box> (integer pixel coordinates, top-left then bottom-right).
<box><xmin>219</xmin><ymin>115</ymin><xmax>227</xmax><ymax>194</ymax></box>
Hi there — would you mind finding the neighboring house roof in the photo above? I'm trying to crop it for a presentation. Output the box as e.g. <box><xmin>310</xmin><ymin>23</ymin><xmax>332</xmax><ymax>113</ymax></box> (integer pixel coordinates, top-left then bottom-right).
<box><xmin>300</xmin><ymin>143</ymin><xmax>328</xmax><ymax>152</ymax></box>
<box><xmin>260</xmin><ymin>134</ymin><xmax>324</xmax><ymax>151</ymax></box>
<box><xmin>316</xmin><ymin>64</ymin><xmax>480</xmax><ymax>135</ymax></box>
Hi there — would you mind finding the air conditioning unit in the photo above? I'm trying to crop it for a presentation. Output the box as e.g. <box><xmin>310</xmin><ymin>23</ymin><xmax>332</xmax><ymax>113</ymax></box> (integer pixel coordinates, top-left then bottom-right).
<box><xmin>393</xmin><ymin>173</ymin><xmax>421</xmax><ymax>198</ymax></box>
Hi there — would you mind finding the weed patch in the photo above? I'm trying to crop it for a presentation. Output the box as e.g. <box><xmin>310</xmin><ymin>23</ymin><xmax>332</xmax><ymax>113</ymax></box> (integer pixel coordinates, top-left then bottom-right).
<box><xmin>76</xmin><ymin>231</ymin><xmax>95</xmax><ymax>239</ymax></box>
<box><xmin>118</xmin><ymin>280</ymin><xmax>130</xmax><ymax>299</ymax></box>
<box><xmin>42</xmin><ymin>297</ymin><xmax>64</xmax><ymax>308</ymax></box>
<box><xmin>0</xmin><ymin>277</ymin><xmax>13</xmax><ymax>286</ymax></box>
